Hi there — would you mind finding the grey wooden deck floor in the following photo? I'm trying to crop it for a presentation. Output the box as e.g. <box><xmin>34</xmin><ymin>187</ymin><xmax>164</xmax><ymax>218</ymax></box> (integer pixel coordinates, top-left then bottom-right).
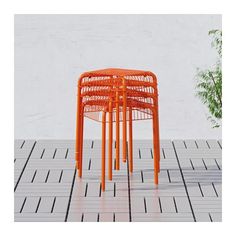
<box><xmin>14</xmin><ymin>139</ymin><xmax>222</xmax><ymax>222</ymax></box>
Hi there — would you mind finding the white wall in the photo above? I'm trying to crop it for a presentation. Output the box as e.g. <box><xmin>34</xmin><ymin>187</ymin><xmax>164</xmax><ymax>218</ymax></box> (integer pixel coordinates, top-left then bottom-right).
<box><xmin>15</xmin><ymin>14</ymin><xmax>222</xmax><ymax>139</ymax></box>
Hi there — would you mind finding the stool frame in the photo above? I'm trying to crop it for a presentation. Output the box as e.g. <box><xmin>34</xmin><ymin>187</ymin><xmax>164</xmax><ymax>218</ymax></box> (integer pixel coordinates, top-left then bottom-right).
<box><xmin>75</xmin><ymin>68</ymin><xmax>160</xmax><ymax>191</ymax></box>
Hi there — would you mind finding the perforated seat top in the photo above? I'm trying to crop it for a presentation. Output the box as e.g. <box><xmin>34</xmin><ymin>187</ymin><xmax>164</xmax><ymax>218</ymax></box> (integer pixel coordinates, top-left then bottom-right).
<box><xmin>80</xmin><ymin>68</ymin><xmax>156</xmax><ymax>78</ymax></box>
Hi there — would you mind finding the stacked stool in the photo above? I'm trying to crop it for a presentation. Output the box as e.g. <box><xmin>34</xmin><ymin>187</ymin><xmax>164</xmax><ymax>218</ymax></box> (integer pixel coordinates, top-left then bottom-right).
<box><xmin>75</xmin><ymin>68</ymin><xmax>160</xmax><ymax>191</ymax></box>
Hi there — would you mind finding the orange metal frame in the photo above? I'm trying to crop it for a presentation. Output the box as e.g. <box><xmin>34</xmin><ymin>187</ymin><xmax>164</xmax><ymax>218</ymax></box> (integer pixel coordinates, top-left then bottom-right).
<box><xmin>75</xmin><ymin>68</ymin><xmax>160</xmax><ymax>191</ymax></box>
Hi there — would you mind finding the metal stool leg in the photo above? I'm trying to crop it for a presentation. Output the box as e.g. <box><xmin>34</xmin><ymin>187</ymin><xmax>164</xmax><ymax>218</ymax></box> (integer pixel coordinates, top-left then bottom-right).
<box><xmin>115</xmin><ymin>91</ymin><xmax>120</xmax><ymax>170</ymax></box>
<box><xmin>152</xmin><ymin>108</ymin><xmax>159</xmax><ymax>184</ymax></box>
<box><xmin>108</xmin><ymin>100</ymin><xmax>113</xmax><ymax>180</ymax></box>
<box><xmin>129</xmin><ymin>107</ymin><xmax>133</xmax><ymax>173</ymax></box>
<box><xmin>75</xmin><ymin>85</ymin><xmax>81</xmax><ymax>170</ymax></box>
<box><xmin>122</xmin><ymin>78</ymin><xmax>127</xmax><ymax>162</ymax></box>
<box><xmin>156</xmin><ymin>104</ymin><xmax>161</xmax><ymax>173</ymax></box>
<box><xmin>79</xmin><ymin>106</ymin><xmax>84</xmax><ymax>178</ymax></box>
<box><xmin>101</xmin><ymin>111</ymin><xmax>106</xmax><ymax>191</ymax></box>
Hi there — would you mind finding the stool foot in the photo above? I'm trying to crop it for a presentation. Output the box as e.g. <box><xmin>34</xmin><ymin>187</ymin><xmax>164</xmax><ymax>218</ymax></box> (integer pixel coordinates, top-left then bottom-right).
<box><xmin>76</xmin><ymin>161</ymin><xmax>79</xmax><ymax>170</ymax></box>
<box><xmin>154</xmin><ymin>176</ymin><xmax>159</xmax><ymax>185</ymax></box>
<box><xmin>101</xmin><ymin>182</ymin><xmax>105</xmax><ymax>191</ymax></box>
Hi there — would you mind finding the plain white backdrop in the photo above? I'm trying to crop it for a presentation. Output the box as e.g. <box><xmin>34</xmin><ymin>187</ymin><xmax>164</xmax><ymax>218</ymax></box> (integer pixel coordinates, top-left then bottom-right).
<box><xmin>15</xmin><ymin>14</ymin><xmax>222</xmax><ymax>139</ymax></box>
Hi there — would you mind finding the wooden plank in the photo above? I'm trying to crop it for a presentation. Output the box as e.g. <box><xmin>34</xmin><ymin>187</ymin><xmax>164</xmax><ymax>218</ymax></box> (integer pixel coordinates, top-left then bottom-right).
<box><xmin>213</xmin><ymin>183</ymin><xmax>222</xmax><ymax>197</ymax></box>
<box><xmin>44</xmin><ymin>149</ymin><xmax>57</xmax><ymax>159</ymax></box>
<box><xmin>54</xmin><ymin>148</ymin><xmax>68</xmax><ymax>159</ymax></box>
<box><xmin>186</xmin><ymin>183</ymin><xmax>203</xmax><ymax>197</ymax></box>
<box><xmin>14</xmin><ymin>213</ymin><xmax>66</xmax><ymax>222</ymax></box>
<box><xmin>83</xmin><ymin>213</ymin><xmax>98</xmax><ymax>222</ymax></box>
<box><xmin>14</xmin><ymin>140</ymin><xmax>25</xmax><ymax>150</ymax></box>
<box><xmin>210</xmin><ymin>213</ymin><xmax>222</xmax><ymax>222</ymax></box>
<box><xmin>38</xmin><ymin>197</ymin><xmax>55</xmax><ymax>213</ymax></box>
<box><xmin>169</xmin><ymin>170</ymin><xmax>182</xmax><ymax>183</ymax></box>
<box><xmin>15</xmin><ymin>183</ymin><xmax>72</xmax><ymax>197</ymax></box>
<box><xmin>174</xmin><ymin>197</ymin><xmax>191</xmax><ymax>212</ymax></box>
<box><xmin>14</xmin><ymin>197</ymin><xmax>26</xmax><ymax>213</ymax></box>
<box><xmin>195</xmin><ymin>140</ymin><xmax>209</xmax><ymax>149</ymax></box>
<box><xmin>21</xmin><ymin>169</ymin><xmax>36</xmax><ymax>182</ymax></box>
<box><xmin>200</xmin><ymin>183</ymin><xmax>218</xmax><ymax>197</ymax></box>
<box><xmin>207</xmin><ymin>140</ymin><xmax>221</xmax><ymax>149</ymax></box>
<box><xmin>99</xmin><ymin>212</ymin><xmax>114</xmax><ymax>222</ymax></box>
<box><xmin>163</xmin><ymin>148</ymin><xmax>176</xmax><ymax>159</ymax></box>
<box><xmin>61</xmin><ymin>170</ymin><xmax>74</xmax><ymax>183</ymax></box>
<box><xmin>131</xmin><ymin>197</ymin><xmax>145</xmax><ymax>213</ymax></box>
<box><xmin>160</xmin><ymin>197</ymin><xmax>176</xmax><ymax>213</ymax></box>
<box><xmin>202</xmin><ymin>159</ymin><xmax>219</xmax><ymax>170</ymax></box>
<box><xmin>33</xmin><ymin>170</ymin><xmax>49</xmax><ymax>182</ymax></box>
<box><xmin>173</xmin><ymin>140</ymin><xmax>186</xmax><ymax>149</ymax></box>
<box><xmin>86</xmin><ymin>182</ymin><xmax>100</xmax><ymax>197</ymax></box>
<box><xmin>47</xmin><ymin>170</ymin><xmax>61</xmax><ymax>183</ymax></box>
<box><xmin>179</xmin><ymin>159</ymin><xmax>194</xmax><ymax>170</ymax></box>
<box><xmin>195</xmin><ymin>213</ymin><xmax>211</xmax><ymax>222</ymax></box>
<box><xmin>131</xmin><ymin>213</ymin><xmax>194</xmax><ymax>222</ymax></box>
<box><xmin>191</xmin><ymin>159</ymin><xmax>206</xmax><ymax>170</ymax></box>
<box><xmin>53</xmin><ymin>197</ymin><xmax>69</xmax><ymax>213</ymax></box>
<box><xmin>184</xmin><ymin>140</ymin><xmax>197</xmax><ymax>149</ymax></box>
<box><xmin>22</xmin><ymin>197</ymin><xmax>40</xmax><ymax>213</ymax></box>
<box><xmin>114</xmin><ymin>213</ymin><xmax>130</xmax><ymax>222</ymax></box>
<box><xmin>145</xmin><ymin>196</ymin><xmax>161</xmax><ymax>213</ymax></box>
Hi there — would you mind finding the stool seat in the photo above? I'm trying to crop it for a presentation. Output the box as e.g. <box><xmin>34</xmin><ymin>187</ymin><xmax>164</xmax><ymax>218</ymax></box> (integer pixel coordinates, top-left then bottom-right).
<box><xmin>80</xmin><ymin>68</ymin><xmax>156</xmax><ymax>78</ymax></box>
<box><xmin>75</xmin><ymin>68</ymin><xmax>160</xmax><ymax>192</ymax></box>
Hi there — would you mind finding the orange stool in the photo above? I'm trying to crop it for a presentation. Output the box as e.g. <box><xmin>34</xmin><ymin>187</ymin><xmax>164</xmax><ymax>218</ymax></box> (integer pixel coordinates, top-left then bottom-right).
<box><xmin>75</xmin><ymin>68</ymin><xmax>160</xmax><ymax>191</ymax></box>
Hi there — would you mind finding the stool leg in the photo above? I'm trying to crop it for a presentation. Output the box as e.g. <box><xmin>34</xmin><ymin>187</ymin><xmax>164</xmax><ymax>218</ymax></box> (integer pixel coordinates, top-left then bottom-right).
<box><xmin>101</xmin><ymin>111</ymin><xmax>106</xmax><ymax>191</ymax></box>
<box><xmin>156</xmin><ymin>105</ymin><xmax>161</xmax><ymax>173</ymax></box>
<box><xmin>75</xmin><ymin>87</ymin><xmax>81</xmax><ymax>170</ymax></box>
<box><xmin>79</xmin><ymin>107</ymin><xmax>84</xmax><ymax>178</ymax></box>
<box><xmin>108</xmin><ymin>101</ymin><xmax>113</xmax><ymax>180</ymax></box>
<box><xmin>152</xmin><ymin>109</ymin><xmax>159</xmax><ymax>184</ymax></box>
<box><xmin>129</xmin><ymin>107</ymin><xmax>133</xmax><ymax>173</ymax></box>
<box><xmin>115</xmin><ymin>91</ymin><xmax>120</xmax><ymax>170</ymax></box>
<box><xmin>122</xmin><ymin>78</ymin><xmax>127</xmax><ymax>162</ymax></box>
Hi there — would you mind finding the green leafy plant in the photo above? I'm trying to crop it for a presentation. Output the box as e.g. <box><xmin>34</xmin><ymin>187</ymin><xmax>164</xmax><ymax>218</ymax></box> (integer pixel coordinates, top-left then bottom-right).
<box><xmin>195</xmin><ymin>29</ymin><xmax>222</xmax><ymax>128</ymax></box>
